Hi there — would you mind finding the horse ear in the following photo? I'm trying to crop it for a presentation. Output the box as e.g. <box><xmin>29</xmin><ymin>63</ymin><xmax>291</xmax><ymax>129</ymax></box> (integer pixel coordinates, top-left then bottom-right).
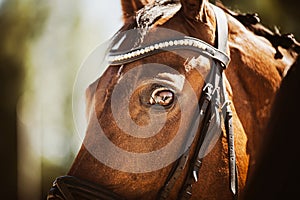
<box><xmin>180</xmin><ymin>0</ymin><xmax>207</xmax><ymax>20</ymax></box>
<box><xmin>121</xmin><ymin>0</ymin><xmax>153</xmax><ymax>21</ymax></box>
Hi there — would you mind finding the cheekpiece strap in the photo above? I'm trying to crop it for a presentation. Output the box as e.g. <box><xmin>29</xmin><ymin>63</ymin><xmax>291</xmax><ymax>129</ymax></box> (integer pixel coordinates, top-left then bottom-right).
<box><xmin>211</xmin><ymin>4</ymin><xmax>229</xmax><ymax>54</ymax></box>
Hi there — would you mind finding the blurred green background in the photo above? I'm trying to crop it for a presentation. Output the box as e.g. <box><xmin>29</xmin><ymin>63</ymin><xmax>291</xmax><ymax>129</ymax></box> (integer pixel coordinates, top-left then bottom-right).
<box><xmin>0</xmin><ymin>0</ymin><xmax>299</xmax><ymax>199</ymax></box>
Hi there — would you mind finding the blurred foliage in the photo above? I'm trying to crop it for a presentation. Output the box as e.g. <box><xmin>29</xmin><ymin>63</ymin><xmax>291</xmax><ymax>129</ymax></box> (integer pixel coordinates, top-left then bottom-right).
<box><xmin>16</xmin><ymin>1</ymin><xmax>81</xmax><ymax>199</ymax></box>
<box><xmin>0</xmin><ymin>0</ymin><xmax>48</xmax><ymax>199</ymax></box>
<box><xmin>0</xmin><ymin>0</ymin><xmax>47</xmax><ymax>113</ymax></box>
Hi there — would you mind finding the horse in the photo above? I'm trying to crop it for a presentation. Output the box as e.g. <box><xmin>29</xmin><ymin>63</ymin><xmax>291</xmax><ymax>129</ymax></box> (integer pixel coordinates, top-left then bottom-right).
<box><xmin>243</xmin><ymin>55</ymin><xmax>300</xmax><ymax>200</ymax></box>
<box><xmin>47</xmin><ymin>0</ymin><xmax>298</xmax><ymax>199</ymax></box>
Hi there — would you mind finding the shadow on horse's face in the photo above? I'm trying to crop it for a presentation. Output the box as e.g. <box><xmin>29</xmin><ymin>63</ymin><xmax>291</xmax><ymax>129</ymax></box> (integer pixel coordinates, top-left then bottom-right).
<box><xmin>47</xmin><ymin>1</ymin><xmax>298</xmax><ymax>200</ymax></box>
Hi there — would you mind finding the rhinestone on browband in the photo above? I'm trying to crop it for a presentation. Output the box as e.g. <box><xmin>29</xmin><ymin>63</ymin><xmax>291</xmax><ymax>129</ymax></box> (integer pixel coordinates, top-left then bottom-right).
<box><xmin>107</xmin><ymin>37</ymin><xmax>230</xmax><ymax>68</ymax></box>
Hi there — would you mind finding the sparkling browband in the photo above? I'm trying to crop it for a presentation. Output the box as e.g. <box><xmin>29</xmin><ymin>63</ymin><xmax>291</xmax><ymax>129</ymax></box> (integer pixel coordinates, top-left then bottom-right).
<box><xmin>107</xmin><ymin>36</ymin><xmax>230</xmax><ymax>68</ymax></box>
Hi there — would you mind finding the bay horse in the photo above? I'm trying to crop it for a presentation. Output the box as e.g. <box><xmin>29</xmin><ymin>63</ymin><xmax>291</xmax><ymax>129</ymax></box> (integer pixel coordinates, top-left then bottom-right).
<box><xmin>243</xmin><ymin>55</ymin><xmax>300</xmax><ymax>200</ymax></box>
<box><xmin>47</xmin><ymin>0</ymin><xmax>298</xmax><ymax>199</ymax></box>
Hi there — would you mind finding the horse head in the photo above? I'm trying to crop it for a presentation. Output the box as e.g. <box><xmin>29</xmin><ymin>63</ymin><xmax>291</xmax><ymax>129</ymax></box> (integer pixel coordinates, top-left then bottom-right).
<box><xmin>47</xmin><ymin>1</ymin><xmax>298</xmax><ymax>199</ymax></box>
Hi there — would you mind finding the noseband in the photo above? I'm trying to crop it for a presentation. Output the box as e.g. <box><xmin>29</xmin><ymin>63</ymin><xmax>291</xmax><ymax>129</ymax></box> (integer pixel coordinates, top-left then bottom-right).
<box><xmin>47</xmin><ymin>5</ymin><xmax>238</xmax><ymax>200</ymax></box>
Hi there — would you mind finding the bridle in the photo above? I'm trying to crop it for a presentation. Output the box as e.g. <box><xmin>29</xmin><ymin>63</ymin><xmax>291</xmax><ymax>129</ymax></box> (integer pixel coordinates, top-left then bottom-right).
<box><xmin>47</xmin><ymin>4</ymin><xmax>238</xmax><ymax>200</ymax></box>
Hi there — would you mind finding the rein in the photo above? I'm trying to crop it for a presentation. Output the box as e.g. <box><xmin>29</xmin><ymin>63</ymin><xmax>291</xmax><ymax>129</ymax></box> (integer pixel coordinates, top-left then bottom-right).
<box><xmin>47</xmin><ymin>4</ymin><xmax>238</xmax><ymax>200</ymax></box>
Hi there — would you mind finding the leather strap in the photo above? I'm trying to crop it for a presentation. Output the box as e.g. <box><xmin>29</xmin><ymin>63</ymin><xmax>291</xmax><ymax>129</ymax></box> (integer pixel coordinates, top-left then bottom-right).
<box><xmin>221</xmin><ymin>73</ymin><xmax>239</xmax><ymax>200</ymax></box>
<box><xmin>108</xmin><ymin>36</ymin><xmax>230</xmax><ymax>67</ymax></box>
<box><xmin>158</xmin><ymin>149</ymin><xmax>190</xmax><ymax>200</ymax></box>
<box><xmin>178</xmin><ymin>61</ymin><xmax>223</xmax><ymax>200</ymax></box>
<box><xmin>158</xmin><ymin>65</ymin><xmax>217</xmax><ymax>200</ymax></box>
<box><xmin>158</xmin><ymin>4</ymin><xmax>235</xmax><ymax>200</ymax></box>
<box><xmin>47</xmin><ymin>176</ymin><xmax>124</xmax><ymax>200</ymax></box>
<box><xmin>211</xmin><ymin>4</ymin><xmax>229</xmax><ymax>55</ymax></box>
<box><xmin>214</xmin><ymin>4</ymin><xmax>239</xmax><ymax>198</ymax></box>
<box><xmin>214</xmin><ymin>4</ymin><xmax>239</xmax><ymax>199</ymax></box>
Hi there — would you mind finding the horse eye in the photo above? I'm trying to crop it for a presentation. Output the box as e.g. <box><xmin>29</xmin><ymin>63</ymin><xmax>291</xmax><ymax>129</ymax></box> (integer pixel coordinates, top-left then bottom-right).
<box><xmin>149</xmin><ymin>88</ymin><xmax>174</xmax><ymax>107</ymax></box>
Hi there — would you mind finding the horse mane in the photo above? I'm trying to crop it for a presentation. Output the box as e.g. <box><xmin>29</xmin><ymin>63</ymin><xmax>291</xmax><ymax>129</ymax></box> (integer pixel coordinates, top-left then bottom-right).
<box><xmin>216</xmin><ymin>2</ymin><xmax>300</xmax><ymax>59</ymax></box>
<box><xmin>123</xmin><ymin>0</ymin><xmax>300</xmax><ymax>60</ymax></box>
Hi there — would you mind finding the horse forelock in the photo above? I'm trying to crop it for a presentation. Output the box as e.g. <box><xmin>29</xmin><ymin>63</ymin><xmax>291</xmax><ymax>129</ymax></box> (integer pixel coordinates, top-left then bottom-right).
<box><xmin>116</xmin><ymin>0</ymin><xmax>217</xmax><ymax>52</ymax></box>
<box><xmin>136</xmin><ymin>0</ymin><xmax>181</xmax><ymax>28</ymax></box>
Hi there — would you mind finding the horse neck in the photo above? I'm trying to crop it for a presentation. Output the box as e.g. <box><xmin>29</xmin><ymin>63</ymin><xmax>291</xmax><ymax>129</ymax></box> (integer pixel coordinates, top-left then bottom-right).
<box><xmin>225</xmin><ymin>13</ymin><xmax>296</xmax><ymax>173</ymax></box>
